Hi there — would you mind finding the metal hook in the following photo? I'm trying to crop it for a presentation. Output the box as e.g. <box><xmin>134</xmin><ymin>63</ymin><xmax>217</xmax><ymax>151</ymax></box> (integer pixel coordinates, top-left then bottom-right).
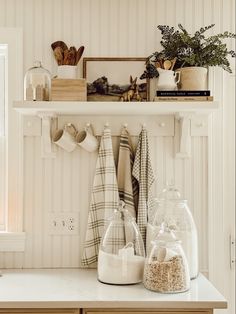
<box><xmin>85</xmin><ymin>122</ymin><xmax>91</xmax><ymax>131</ymax></box>
<box><xmin>64</xmin><ymin>123</ymin><xmax>77</xmax><ymax>136</ymax></box>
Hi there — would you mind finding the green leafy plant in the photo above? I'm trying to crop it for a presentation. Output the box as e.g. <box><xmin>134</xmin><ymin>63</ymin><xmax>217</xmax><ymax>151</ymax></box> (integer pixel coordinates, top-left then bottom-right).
<box><xmin>140</xmin><ymin>24</ymin><xmax>236</xmax><ymax>79</ymax></box>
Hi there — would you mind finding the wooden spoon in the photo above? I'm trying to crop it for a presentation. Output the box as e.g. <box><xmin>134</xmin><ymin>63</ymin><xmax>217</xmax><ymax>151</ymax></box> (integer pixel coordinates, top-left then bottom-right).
<box><xmin>63</xmin><ymin>49</ymin><xmax>70</xmax><ymax>65</ymax></box>
<box><xmin>170</xmin><ymin>57</ymin><xmax>177</xmax><ymax>70</ymax></box>
<box><xmin>159</xmin><ymin>59</ymin><xmax>164</xmax><ymax>69</ymax></box>
<box><xmin>51</xmin><ymin>41</ymin><xmax>68</xmax><ymax>52</ymax></box>
<box><xmin>155</xmin><ymin>61</ymin><xmax>161</xmax><ymax>68</ymax></box>
<box><xmin>76</xmin><ymin>46</ymin><xmax>85</xmax><ymax>65</ymax></box>
<box><xmin>53</xmin><ymin>46</ymin><xmax>64</xmax><ymax>65</ymax></box>
<box><xmin>69</xmin><ymin>46</ymin><xmax>77</xmax><ymax>65</ymax></box>
<box><xmin>163</xmin><ymin>60</ymin><xmax>172</xmax><ymax>70</ymax></box>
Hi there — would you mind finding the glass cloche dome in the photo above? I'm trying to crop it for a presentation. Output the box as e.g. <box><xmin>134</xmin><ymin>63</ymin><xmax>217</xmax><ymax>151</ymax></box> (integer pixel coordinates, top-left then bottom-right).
<box><xmin>24</xmin><ymin>61</ymin><xmax>51</xmax><ymax>101</ymax></box>
<box><xmin>97</xmin><ymin>201</ymin><xmax>145</xmax><ymax>285</ymax></box>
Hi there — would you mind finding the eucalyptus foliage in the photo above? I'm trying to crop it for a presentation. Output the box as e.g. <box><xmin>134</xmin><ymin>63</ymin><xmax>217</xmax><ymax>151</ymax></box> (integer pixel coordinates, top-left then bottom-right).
<box><xmin>141</xmin><ymin>24</ymin><xmax>236</xmax><ymax>79</ymax></box>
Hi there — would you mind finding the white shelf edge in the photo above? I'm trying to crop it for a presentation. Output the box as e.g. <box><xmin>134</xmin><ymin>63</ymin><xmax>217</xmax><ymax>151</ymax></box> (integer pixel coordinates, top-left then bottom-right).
<box><xmin>13</xmin><ymin>101</ymin><xmax>219</xmax><ymax>116</ymax></box>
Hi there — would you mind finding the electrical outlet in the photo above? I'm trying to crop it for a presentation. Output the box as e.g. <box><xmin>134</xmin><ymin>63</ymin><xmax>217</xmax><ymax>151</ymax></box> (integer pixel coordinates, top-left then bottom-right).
<box><xmin>48</xmin><ymin>212</ymin><xmax>79</xmax><ymax>235</ymax></box>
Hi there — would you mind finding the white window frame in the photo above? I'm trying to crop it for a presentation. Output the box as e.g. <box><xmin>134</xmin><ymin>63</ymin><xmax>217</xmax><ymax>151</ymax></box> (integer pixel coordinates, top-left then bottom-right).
<box><xmin>0</xmin><ymin>28</ymin><xmax>25</xmax><ymax>252</ymax></box>
<box><xmin>0</xmin><ymin>45</ymin><xmax>7</xmax><ymax>231</ymax></box>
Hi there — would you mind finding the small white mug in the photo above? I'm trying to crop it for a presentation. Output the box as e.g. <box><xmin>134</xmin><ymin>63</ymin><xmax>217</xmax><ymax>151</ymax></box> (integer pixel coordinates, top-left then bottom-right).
<box><xmin>75</xmin><ymin>124</ymin><xmax>98</xmax><ymax>152</ymax></box>
<box><xmin>52</xmin><ymin>123</ymin><xmax>77</xmax><ymax>152</ymax></box>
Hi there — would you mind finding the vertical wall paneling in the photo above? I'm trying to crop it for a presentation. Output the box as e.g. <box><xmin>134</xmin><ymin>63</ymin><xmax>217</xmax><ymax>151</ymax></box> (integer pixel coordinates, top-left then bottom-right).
<box><xmin>154</xmin><ymin>137</ymin><xmax>163</xmax><ymax>193</ymax></box>
<box><xmin>99</xmin><ymin>0</ymin><xmax>109</xmax><ymax>56</ymax></box>
<box><xmin>118</xmin><ymin>0</ymin><xmax>129</xmax><ymax>56</ymax></box>
<box><xmin>32</xmin><ymin>137</ymin><xmax>43</xmax><ymax>267</ymax></box>
<box><xmin>164</xmin><ymin>137</ymin><xmax>174</xmax><ymax>186</ymax></box>
<box><xmin>108</xmin><ymin>0</ymin><xmax>118</xmax><ymax>56</ymax></box>
<box><xmin>0</xmin><ymin>2</ymin><xmax>235</xmax><ymax>312</ymax></box>
<box><xmin>42</xmin><ymin>156</ymin><xmax>53</xmax><ymax>267</ymax></box>
<box><xmin>5</xmin><ymin>0</ymin><xmax>15</xmax><ymax>26</ymax></box>
<box><xmin>52</xmin><ymin>145</ymin><xmax>63</xmax><ymax>268</ymax></box>
<box><xmin>222</xmin><ymin>72</ymin><xmax>235</xmax><ymax>314</ymax></box>
<box><xmin>0</xmin><ymin>0</ymin><xmax>6</xmax><ymax>26</ymax></box>
<box><xmin>175</xmin><ymin>0</ymin><xmax>185</xmax><ymax>27</ymax></box>
<box><xmin>23</xmin><ymin>136</ymin><xmax>35</xmax><ymax>267</ymax></box>
<box><xmin>90</xmin><ymin>0</ymin><xmax>101</xmax><ymax>57</ymax></box>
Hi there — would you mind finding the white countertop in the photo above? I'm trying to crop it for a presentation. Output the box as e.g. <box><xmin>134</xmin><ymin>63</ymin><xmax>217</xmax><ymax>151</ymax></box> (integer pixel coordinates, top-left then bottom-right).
<box><xmin>0</xmin><ymin>269</ymin><xmax>227</xmax><ymax>309</ymax></box>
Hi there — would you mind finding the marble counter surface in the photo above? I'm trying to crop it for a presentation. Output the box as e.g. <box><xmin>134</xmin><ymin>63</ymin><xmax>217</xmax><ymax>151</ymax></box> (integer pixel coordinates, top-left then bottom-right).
<box><xmin>0</xmin><ymin>269</ymin><xmax>227</xmax><ymax>309</ymax></box>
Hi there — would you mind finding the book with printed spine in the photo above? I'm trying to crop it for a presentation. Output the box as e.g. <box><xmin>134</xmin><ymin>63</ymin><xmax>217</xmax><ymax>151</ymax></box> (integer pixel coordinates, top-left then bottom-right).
<box><xmin>156</xmin><ymin>90</ymin><xmax>211</xmax><ymax>97</ymax></box>
<box><xmin>154</xmin><ymin>96</ymin><xmax>214</xmax><ymax>101</ymax></box>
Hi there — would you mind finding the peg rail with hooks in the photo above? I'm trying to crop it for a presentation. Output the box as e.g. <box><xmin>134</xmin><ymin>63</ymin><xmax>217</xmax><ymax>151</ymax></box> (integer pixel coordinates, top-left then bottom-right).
<box><xmin>14</xmin><ymin>100</ymin><xmax>219</xmax><ymax>159</ymax></box>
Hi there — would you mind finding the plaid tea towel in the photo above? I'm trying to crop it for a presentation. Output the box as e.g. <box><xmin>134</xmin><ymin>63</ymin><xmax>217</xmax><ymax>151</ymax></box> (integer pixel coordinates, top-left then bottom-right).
<box><xmin>117</xmin><ymin>127</ymin><xmax>138</xmax><ymax>218</ymax></box>
<box><xmin>81</xmin><ymin>127</ymin><xmax>119</xmax><ymax>266</ymax></box>
<box><xmin>132</xmin><ymin>127</ymin><xmax>155</xmax><ymax>247</ymax></box>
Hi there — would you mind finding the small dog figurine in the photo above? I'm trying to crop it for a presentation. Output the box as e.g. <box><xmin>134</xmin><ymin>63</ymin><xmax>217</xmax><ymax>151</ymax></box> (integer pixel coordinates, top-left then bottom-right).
<box><xmin>120</xmin><ymin>76</ymin><xmax>137</xmax><ymax>101</ymax></box>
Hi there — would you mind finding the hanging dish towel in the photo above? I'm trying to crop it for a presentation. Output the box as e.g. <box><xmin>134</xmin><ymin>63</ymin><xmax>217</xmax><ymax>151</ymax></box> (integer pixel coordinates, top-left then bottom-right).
<box><xmin>117</xmin><ymin>127</ymin><xmax>138</xmax><ymax>218</ymax></box>
<box><xmin>81</xmin><ymin>127</ymin><xmax>119</xmax><ymax>266</ymax></box>
<box><xmin>132</xmin><ymin>127</ymin><xmax>155</xmax><ymax>247</ymax></box>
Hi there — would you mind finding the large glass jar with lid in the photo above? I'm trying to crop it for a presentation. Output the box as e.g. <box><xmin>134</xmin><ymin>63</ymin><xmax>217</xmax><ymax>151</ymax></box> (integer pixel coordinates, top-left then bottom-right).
<box><xmin>143</xmin><ymin>223</ymin><xmax>190</xmax><ymax>293</ymax></box>
<box><xmin>146</xmin><ymin>184</ymin><xmax>198</xmax><ymax>279</ymax></box>
<box><xmin>24</xmin><ymin>61</ymin><xmax>51</xmax><ymax>101</ymax></box>
<box><xmin>97</xmin><ymin>201</ymin><xmax>145</xmax><ymax>285</ymax></box>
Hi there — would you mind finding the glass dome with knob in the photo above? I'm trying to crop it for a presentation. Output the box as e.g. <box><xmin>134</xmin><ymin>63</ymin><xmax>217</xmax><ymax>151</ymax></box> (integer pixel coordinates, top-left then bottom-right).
<box><xmin>24</xmin><ymin>61</ymin><xmax>51</xmax><ymax>101</ymax></box>
<box><xmin>97</xmin><ymin>201</ymin><xmax>145</xmax><ymax>285</ymax></box>
<box><xmin>146</xmin><ymin>183</ymin><xmax>199</xmax><ymax>279</ymax></box>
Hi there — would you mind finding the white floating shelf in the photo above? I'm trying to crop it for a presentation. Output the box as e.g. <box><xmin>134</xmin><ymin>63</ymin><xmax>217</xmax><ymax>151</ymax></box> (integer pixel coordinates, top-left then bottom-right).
<box><xmin>14</xmin><ymin>100</ymin><xmax>219</xmax><ymax>159</ymax></box>
<box><xmin>13</xmin><ymin>100</ymin><xmax>219</xmax><ymax>116</ymax></box>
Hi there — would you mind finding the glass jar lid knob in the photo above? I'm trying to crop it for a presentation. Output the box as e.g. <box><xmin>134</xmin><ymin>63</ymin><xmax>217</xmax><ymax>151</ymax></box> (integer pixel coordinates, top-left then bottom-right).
<box><xmin>33</xmin><ymin>60</ymin><xmax>42</xmax><ymax>68</ymax></box>
<box><xmin>156</xmin><ymin>222</ymin><xmax>178</xmax><ymax>242</ymax></box>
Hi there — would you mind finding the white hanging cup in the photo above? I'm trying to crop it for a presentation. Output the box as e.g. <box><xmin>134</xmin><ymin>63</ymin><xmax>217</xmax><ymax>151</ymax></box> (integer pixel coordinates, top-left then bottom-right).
<box><xmin>75</xmin><ymin>124</ymin><xmax>98</xmax><ymax>152</ymax></box>
<box><xmin>52</xmin><ymin>123</ymin><xmax>77</xmax><ymax>152</ymax></box>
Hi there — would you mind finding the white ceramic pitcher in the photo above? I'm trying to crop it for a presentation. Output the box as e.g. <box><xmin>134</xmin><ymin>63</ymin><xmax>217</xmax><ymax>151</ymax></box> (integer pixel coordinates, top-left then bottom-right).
<box><xmin>156</xmin><ymin>68</ymin><xmax>180</xmax><ymax>91</ymax></box>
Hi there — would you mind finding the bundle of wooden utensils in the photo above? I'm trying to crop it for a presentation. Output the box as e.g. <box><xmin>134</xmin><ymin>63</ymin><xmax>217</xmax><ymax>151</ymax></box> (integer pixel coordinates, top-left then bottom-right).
<box><xmin>51</xmin><ymin>41</ymin><xmax>85</xmax><ymax>66</ymax></box>
<box><xmin>155</xmin><ymin>57</ymin><xmax>177</xmax><ymax>71</ymax></box>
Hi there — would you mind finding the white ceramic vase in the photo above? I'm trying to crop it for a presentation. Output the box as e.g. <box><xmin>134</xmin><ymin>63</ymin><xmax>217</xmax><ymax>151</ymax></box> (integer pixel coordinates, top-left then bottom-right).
<box><xmin>57</xmin><ymin>65</ymin><xmax>78</xmax><ymax>79</ymax></box>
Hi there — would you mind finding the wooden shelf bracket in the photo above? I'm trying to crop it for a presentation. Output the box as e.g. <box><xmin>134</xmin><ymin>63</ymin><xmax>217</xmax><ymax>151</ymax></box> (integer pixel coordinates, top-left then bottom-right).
<box><xmin>174</xmin><ymin>112</ymin><xmax>192</xmax><ymax>158</ymax></box>
<box><xmin>37</xmin><ymin>112</ymin><xmax>57</xmax><ymax>158</ymax></box>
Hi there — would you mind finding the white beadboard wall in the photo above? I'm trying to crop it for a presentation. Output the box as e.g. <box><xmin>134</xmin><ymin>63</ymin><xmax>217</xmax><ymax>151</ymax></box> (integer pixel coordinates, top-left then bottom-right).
<box><xmin>0</xmin><ymin>1</ymin><xmax>235</xmax><ymax>312</ymax></box>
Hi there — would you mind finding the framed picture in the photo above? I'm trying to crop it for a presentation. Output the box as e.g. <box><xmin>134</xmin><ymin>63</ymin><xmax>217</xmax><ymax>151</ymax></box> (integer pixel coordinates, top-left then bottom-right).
<box><xmin>83</xmin><ymin>57</ymin><xmax>149</xmax><ymax>101</ymax></box>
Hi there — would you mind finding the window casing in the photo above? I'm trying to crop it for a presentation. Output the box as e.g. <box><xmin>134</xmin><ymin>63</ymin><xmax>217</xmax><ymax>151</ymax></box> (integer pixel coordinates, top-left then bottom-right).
<box><xmin>0</xmin><ymin>28</ymin><xmax>25</xmax><ymax>251</ymax></box>
<box><xmin>0</xmin><ymin>45</ymin><xmax>7</xmax><ymax>231</ymax></box>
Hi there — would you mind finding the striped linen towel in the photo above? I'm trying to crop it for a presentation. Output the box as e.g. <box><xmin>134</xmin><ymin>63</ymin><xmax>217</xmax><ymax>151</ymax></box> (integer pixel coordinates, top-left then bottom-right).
<box><xmin>81</xmin><ymin>127</ymin><xmax>119</xmax><ymax>266</ymax></box>
<box><xmin>117</xmin><ymin>128</ymin><xmax>138</xmax><ymax>218</ymax></box>
<box><xmin>132</xmin><ymin>127</ymin><xmax>155</xmax><ymax>247</ymax></box>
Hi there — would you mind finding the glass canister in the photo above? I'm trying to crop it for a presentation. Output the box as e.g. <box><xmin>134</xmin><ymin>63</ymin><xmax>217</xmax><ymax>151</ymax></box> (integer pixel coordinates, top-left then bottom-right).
<box><xmin>97</xmin><ymin>201</ymin><xmax>145</xmax><ymax>285</ymax></box>
<box><xmin>143</xmin><ymin>223</ymin><xmax>190</xmax><ymax>293</ymax></box>
<box><xmin>146</xmin><ymin>184</ymin><xmax>199</xmax><ymax>279</ymax></box>
<box><xmin>24</xmin><ymin>61</ymin><xmax>51</xmax><ymax>101</ymax></box>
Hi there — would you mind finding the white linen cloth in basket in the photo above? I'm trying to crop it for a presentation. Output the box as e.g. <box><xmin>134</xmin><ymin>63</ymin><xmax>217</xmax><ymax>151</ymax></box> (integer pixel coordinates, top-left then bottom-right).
<box><xmin>81</xmin><ymin>127</ymin><xmax>119</xmax><ymax>266</ymax></box>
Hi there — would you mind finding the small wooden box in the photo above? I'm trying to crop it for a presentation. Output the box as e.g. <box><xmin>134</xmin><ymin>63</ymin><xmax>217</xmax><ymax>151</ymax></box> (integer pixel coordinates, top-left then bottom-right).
<box><xmin>51</xmin><ymin>79</ymin><xmax>87</xmax><ymax>101</ymax></box>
